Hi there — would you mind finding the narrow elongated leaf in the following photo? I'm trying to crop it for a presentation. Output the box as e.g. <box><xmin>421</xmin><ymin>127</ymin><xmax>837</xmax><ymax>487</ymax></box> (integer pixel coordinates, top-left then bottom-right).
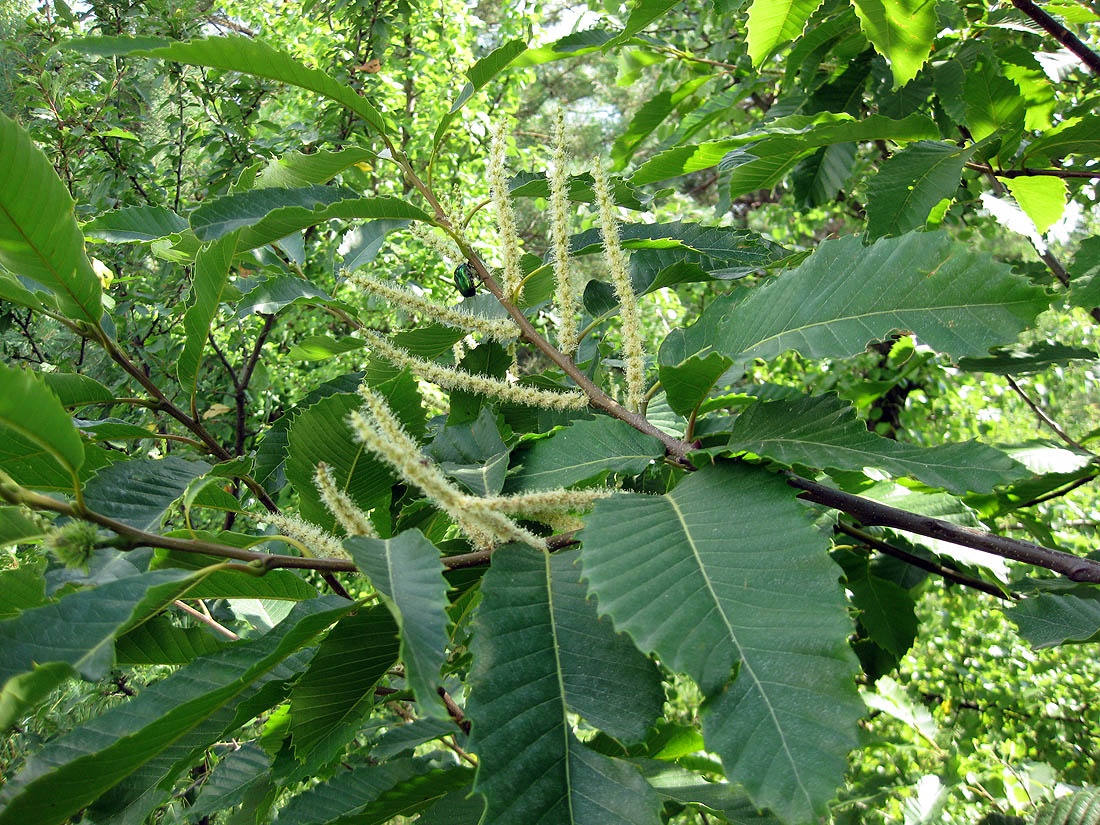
<box><xmin>661</xmin><ymin>231</ymin><xmax>1049</xmax><ymax>370</ymax></box>
<box><xmin>254</xmin><ymin>146</ymin><xmax>374</xmax><ymax>189</ymax></box>
<box><xmin>275</xmin><ymin>759</ymin><xmax>471</xmax><ymax>825</ymax></box>
<box><xmin>956</xmin><ymin>342</ymin><xmax>1098</xmax><ymax>374</ymax></box>
<box><xmin>84</xmin><ymin>205</ymin><xmax>188</xmax><ymax>243</ymax></box>
<box><xmin>579</xmin><ymin>462</ymin><xmax>863</xmax><ymax>823</ymax></box>
<box><xmin>433</xmin><ymin>39</ymin><xmax>527</xmax><ymax>152</ymax></box>
<box><xmin>604</xmin><ymin>0</ymin><xmax>683</xmax><ymax>48</ymax></box>
<box><xmin>42</xmin><ymin>373</ymin><xmax>114</xmax><ymax>407</ymax></box>
<box><xmin>69</xmin><ymin>35</ymin><xmax>388</xmax><ymax>135</ymax></box>
<box><xmin>152</xmin><ymin>548</ymin><xmax>319</xmax><ymax>601</ymax></box>
<box><xmin>369</xmin><ymin>717</ymin><xmax>454</xmax><ymax>760</ymax></box>
<box><xmin>747</xmin><ymin>0</ymin><xmax>825</xmax><ymax>66</ymax></box>
<box><xmin>288</xmin><ymin>605</ymin><xmax>400</xmax><ymax>766</ymax></box>
<box><xmin>633</xmin><ymin>759</ymin><xmax>782</xmax><ymax>824</ymax></box>
<box><xmin>0</xmin><ymin>363</ymin><xmax>85</xmax><ymax>490</ymax></box>
<box><xmin>0</xmin><ymin>596</ymin><xmax>353</xmax><ymax>825</ymax></box>
<box><xmin>0</xmin><ymin>112</ymin><xmax>102</xmax><ymax>323</ymax></box>
<box><xmin>611</xmin><ymin>77</ymin><xmax>709</xmax><ymax>169</ymax></box>
<box><xmin>1024</xmin><ymin>115</ymin><xmax>1100</xmax><ymax>166</ymax></box>
<box><xmin>467</xmin><ymin>545</ymin><xmax>663</xmax><ymax>825</ymax></box>
<box><xmin>503</xmin><ymin>416</ymin><xmax>663</xmax><ymax>492</ymax></box>
<box><xmin>345</xmin><ymin>532</ymin><xmax>450</xmax><ymax>718</ymax></box>
<box><xmin>0</xmin><ymin>568</ymin><xmax>203</xmax><ymax>730</ymax></box>
<box><xmin>338</xmin><ymin>219</ymin><xmax>411</xmax><ymax>272</ymax></box>
<box><xmin>721</xmin><ymin>395</ymin><xmax>1029</xmax><ymax>494</ymax></box>
<box><xmin>851</xmin><ymin>0</ymin><xmax>936</xmax><ymax>87</ymax></box>
<box><xmin>866</xmin><ymin>141</ymin><xmax>976</xmax><ymax>239</ymax></box>
<box><xmin>178</xmin><ymin>234</ymin><xmax>237</xmax><ymax>395</ymax></box>
<box><xmin>183</xmin><ymin>743</ymin><xmax>272</xmax><ymax>822</ymax></box>
<box><xmin>82</xmin><ymin>456</ymin><xmax>211</xmax><ymax>531</ymax></box>
<box><xmin>632</xmin><ymin>112</ymin><xmax>937</xmax><ymax>185</ymax></box>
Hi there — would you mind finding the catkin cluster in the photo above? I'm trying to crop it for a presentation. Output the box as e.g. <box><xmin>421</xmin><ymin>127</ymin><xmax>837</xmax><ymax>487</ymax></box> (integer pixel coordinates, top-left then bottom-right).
<box><xmin>348</xmin><ymin>386</ymin><xmax>610</xmax><ymax>550</ymax></box>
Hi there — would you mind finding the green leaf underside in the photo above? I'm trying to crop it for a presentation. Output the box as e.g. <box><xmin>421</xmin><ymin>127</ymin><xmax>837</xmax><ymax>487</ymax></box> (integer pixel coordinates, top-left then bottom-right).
<box><xmin>721</xmin><ymin>395</ymin><xmax>1029</xmax><ymax>494</ymax></box>
<box><xmin>467</xmin><ymin>545</ymin><xmax>664</xmax><ymax>825</ymax></box>
<box><xmin>183</xmin><ymin>743</ymin><xmax>271</xmax><ymax>821</ymax></box>
<box><xmin>83</xmin><ymin>205</ymin><xmax>188</xmax><ymax>242</ymax></box>
<box><xmin>661</xmin><ymin>231</ymin><xmax>1049</xmax><ymax>369</ymax></box>
<box><xmin>288</xmin><ymin>605</ymin><xmax>400</xmax><ymax>766</ymax></box>
<box><xmin>579</xmin><ymin>462</ymin><xmax>863</xmax><ymax>823</ymax></box>
<box><xmin>0</xmin><ymin>112</ymin><xmax>102</xmax><ymax>323</ymax></box>
<box><xmin>113</xmin><ymin>616</ymin><xmax>231</xmax><ymax>665</ymax></box>
<box><xmin>0</xmin><ymin>597</ymin><xmax>353</xmax><ymax>825</ymax></box>
<box><xmin>866</xmin><ymin>141</ymin><xmax>976</xmax><ymax>239</ymax></box>
<box><xmin>504</xmin><ymin>416</ymin><xmax>664</xmax><ymax>491</ymax></box>
<box><xmin>634</xmin><ymin>759</ymin><xmax>782</xmax><ymax>823</ymax></box>
<box><xmin>1008</xmin><ymin>590</ymin><xmax>1100</xmax><ymax>648</ymax></box>
<box><xmin>68</xmin><ymin>35</ymin><xmax>388</xmax><ymax>135</ymax></box>
<box><xmin>0</xmin><ymin>568</ymin><xmax>202</xmax><ymax>730</ymax></box>
<box><xmin>345</xmin><ymin>532</ymin><xmax>450</xmax><ymax>718</ymax></box>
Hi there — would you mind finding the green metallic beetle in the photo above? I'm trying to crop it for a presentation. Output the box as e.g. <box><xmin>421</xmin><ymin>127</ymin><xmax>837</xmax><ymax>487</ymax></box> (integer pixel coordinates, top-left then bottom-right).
<box><xmin>453</xmin><ymin>261</ymin><xmax>478</xmax><ymax>298</ymax></box>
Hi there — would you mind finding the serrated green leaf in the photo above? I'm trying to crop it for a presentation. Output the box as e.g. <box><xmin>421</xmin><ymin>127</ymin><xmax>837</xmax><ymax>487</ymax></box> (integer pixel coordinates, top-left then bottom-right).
<box><xmin>0</xmin><ymin>112</ymin><xmax>102</xmax><ymax>323</ymax></box>
<box><xmin>1031</xmin><ymin>787</ymin><xmax>1100</xmax><ymax>825</ymax></box>
<box><xmin>720</xmin><ymin>394</ymin><xmax>1029</xmax><ymax>494</ymax></box>
<box><xmin>287</xmin><ymin>335</ymin><xmax>365</xmax><ymax>360</ymax></box>
<box><xmin>866</xmin><ymin>141</ymin><xmax>976</xmax><ymax>239</ymax></box>
<box><xmin>183</xmin><ymin>743</ymin><xmax>272</xmax><ymax>823</ymax></box>
<box><xmin>579</xmin><ymin>462</ymin><xmax>863</xmax><ymax>822</ymax></box>
<box><xmin>152</xmin><ymin>548</ymin><xmax>319</xmax><ymax>601</ymax></box>
<box><xmin>235</xmin><ymin>275</ymin><xmax>332</xmax><ymax>318</ymax></box>
<box><xmin>82</xmin><ymin>456</ymin><xmax>211</xmax><ymax>531</ymax></box>
<box><xmin>604</xmin><ymin>0</ymin><xmax>683</xmax><ymax>48</ymax></box>
<box><xmin>68</xmin><ymin>35</ymin><xmax>388</xmax><ymax>136</ymax></box>
<box><xmin>0</xmin><ymin>596</ymin><xmax>353</xmax><ymax>825</ymax></box>
<box><xmin>632</xmin><ymin>112</ymin><xmax>937</xmax><ymax>185</ymax></box>
<box><xmin>746</xmin><ymin>0</ymin><xmax>825</xmax><ymax>66</ymax></box>
<box><xmin>1024</xmin><ymin>116</ymin><xmax>1100</xmax><ymax>166</ymax></box>
<box><xmin>368</xmin><ymin>717</ymin><xmax>454</xmax><ymax>760</ymax></box>
<box><xmin>956</xmin><ymin>342</ymin><xmax>1098</xmax><ymax>374</ymax></box>
<box><xmin>964</xmin><ymin>70</ymin><xmax>1024</xmax><ymax>145</ymax></box>
<box><xmin>345</xmin><ymin>531</ymin><xmax>449</xmax><ymax>718</ymax></box>
<box><xmin>178</xmin><ymin>234</ymin><xmax>237</xmax><ymax>396</ymax></box>
<box><xmin>83</xmin><ymin>205</ymin><xmax>189</xmax><ymax>243</ymax></box>
<box><xmin>339</xmin><ymin>219</ymin><xmax>411</xmax><ymax>272</ymax></box>
<box><xmin>513</xmin><ymin>28</ymin><xmax>613</xmax><ymax>67</ymax></box>
<box><xmin>503</xmin><ymin>416</ymin><xmax>663</xmax><ymax>492</ymax></box>
<box><xmin>275</xmin><ymin>758</ymin><xmax>469</xmax><ymax>824</ymax></box>
<box><xmin>659</xmin><ymin>351</ymin><xmax>734</xmax><ymax>418</ymax></box>
<box><xmin>1008</xmin><ymin>589</ymin><xmax>1100</xmax><ymax>648</ymax></box>
<box><xmin>0</xmin><ymin>568</ymin><xmax>204</xmax><ymax>730</ymax></box>
<box><xmin>0</xmin><ymin>509</ymin><xmax>46</xmax><ymax>551</ymax></box>
<box><xmin>1006</xmin><ymin>176</ymin><xmax>1067</xmax><ymax>235</ymax></box>
<box><xmin>632</xmin><ymin>758</ymin><xmax>782</xmax><ymax>824</ymax></box>
<box><xmin>611</xmin><ymin>77</ymin><xmax>709</xmax><ymax>170</ymax></box>
<box><xmin>254</xmin><ymin>147</ymin><xmax>374</xmax><ymax>190</ymax></box>
<box><xmin>113</xmin><ymin>616</ymin><xmax>232</xmax><ymax>665</ymax></box>
<box><xmin>467</xmin><ymin>544</ymin><xmax>663</xmax><ymax>825</ymax></box>
<box><xmin>846</xmin><ymin>565</ymin><xmax>918</xmax><ymax>658</ymax></box>
<box><xmin>661</xmin><ymin>231</ymin><xmax>1050</xmax><ymax>370</ymax></box>
<box><xmin>288</xmin><ymin>605</ymin><xmax>399</xmax><ymax>767</ymax></box>
<box><xmin>434</xmin><ymin>39</ymin><xmax>527</xmax><ymax>152</ymax></box>
<box><xmin>851</xmin><ymin>0</ymin><xmax>936</xmax><ymax>88</ymax></box>
<box><xmin>0</xmin><ymin>363</ymin><xmax>85</xmax><ymax>491</ymax></box>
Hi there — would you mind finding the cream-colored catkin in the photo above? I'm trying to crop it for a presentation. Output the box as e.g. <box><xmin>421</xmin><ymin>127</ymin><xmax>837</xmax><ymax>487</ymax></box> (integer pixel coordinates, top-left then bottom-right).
<box><xmin>348</xmin><ymin>271</ymin><xmax>518</xmax><ymax>342</ymax></box>
<box><xmin>360</xmin><ymin>329</ymin><xmax>587</xmax><ymax>411</ymax></box>
<box><xmin>549</xmin><ymin>110</ymin><xmax>581</xmax><ymax>355</ymax></box>
<box><xmin>314</xmin><ymin>462</ymin><xmax>378</xmax><ymax>538</ymax></box>
<box><xmin>349</xmin><ymin>387</ymin><xmax>545</xmax><ymax>549</ymax></box>
<box><xmin>592</xmin><ymin>159</ymin><xmax>646</xmax><ymax>412</ymax></box>
<box><xmin>478</xmin><ymin>488</ymin><xmax>613</xmax><ymax>514</ymax></box>
<box><xmin>488</xmin><ymin>122</ymin><xmax>524</xmax><ymax>300</ymax></box>
<box><xmin>410</xmin><ymin>223</ymin><xmax>461</xmax><ymax>266</ymax></box>
<box><xmin>267</xmin><ymin>512</ymin><xmax>351</xmax><ymax>560</ymax></box>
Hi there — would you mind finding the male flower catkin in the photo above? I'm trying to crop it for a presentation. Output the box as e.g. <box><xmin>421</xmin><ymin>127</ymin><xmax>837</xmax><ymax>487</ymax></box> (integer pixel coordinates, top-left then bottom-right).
<box><xmin>314</xmin><ymin>462</ymin><xmax>378</xmax><ymax>539</ymax></box>
<box><xmin>266</xmin><ymin>512</ymin><xmax>350</xmax><ymax>561</ymax></box>
<box><xmin>488</xmin><ymin>121</ymin><xmax>525</xmax><ymax>300</ymax></box>
<box><xmin>360</xmin><ymin>329</ymin><xmax>586</xmax><ymax>411</ymax></box>
<box><xmin>348</xmin><ymin>271</ymin><xmax>518</xmax><ymax>342</ymax></box>
<box><xmin>593</xmin><ymin>159</ymin><xmax>647</xmax><ymax>412</ymax></box>
<box><xmin>348</xmin><ymin>386</ymin><xmax>544</xmax><ymax>550</ymax></box>
<box><xmin>549</xmin><ymin>110</ymin><xmax>581</xmax><ymax>355</ymax></box>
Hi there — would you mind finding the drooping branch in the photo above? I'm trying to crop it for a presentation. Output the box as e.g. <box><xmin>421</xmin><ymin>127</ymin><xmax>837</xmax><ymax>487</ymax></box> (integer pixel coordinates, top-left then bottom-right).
<box><xmin>1010</xmin><ymin>0</ymin><xmax>1100</xmax><ymax>75</ymax></box>
<box><xmin>787</xmin><ymin>473</ymin><xmax>1100</xmax><ymax>583</ymax></box>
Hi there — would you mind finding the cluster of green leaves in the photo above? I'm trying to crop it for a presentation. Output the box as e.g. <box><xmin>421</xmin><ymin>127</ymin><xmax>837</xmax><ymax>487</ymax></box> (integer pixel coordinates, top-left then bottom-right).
<box><xmin>2</xmin><ymin>1</ymin><xmax>1100</xmax><ymax>824</ymax></box>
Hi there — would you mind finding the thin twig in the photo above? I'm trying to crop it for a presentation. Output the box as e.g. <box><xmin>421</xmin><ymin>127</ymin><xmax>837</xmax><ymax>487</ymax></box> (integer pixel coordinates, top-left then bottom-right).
<box><xmin>967</xmin><ymin>163</ymin><xmax>1100</xmax><ymax>180</ymax></box>
<box><xmin>1005</xmin><ymin>375</ymin><xmax>1094</xmax><ymax>455</ymax></box>
<box><xmin>173</xmin><ymin>599</ymin><xmax>240</xmax><ymax>640</ymax></box>
<box><xmin>835</xmin><ymin>522</ymin><xmax>1011</xmax><ymax>600</ymax></box>
<box><xmin>1011</xmin><ymin>0</ymin><xmax>1100</xmax><ymax>75</ymax></box>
